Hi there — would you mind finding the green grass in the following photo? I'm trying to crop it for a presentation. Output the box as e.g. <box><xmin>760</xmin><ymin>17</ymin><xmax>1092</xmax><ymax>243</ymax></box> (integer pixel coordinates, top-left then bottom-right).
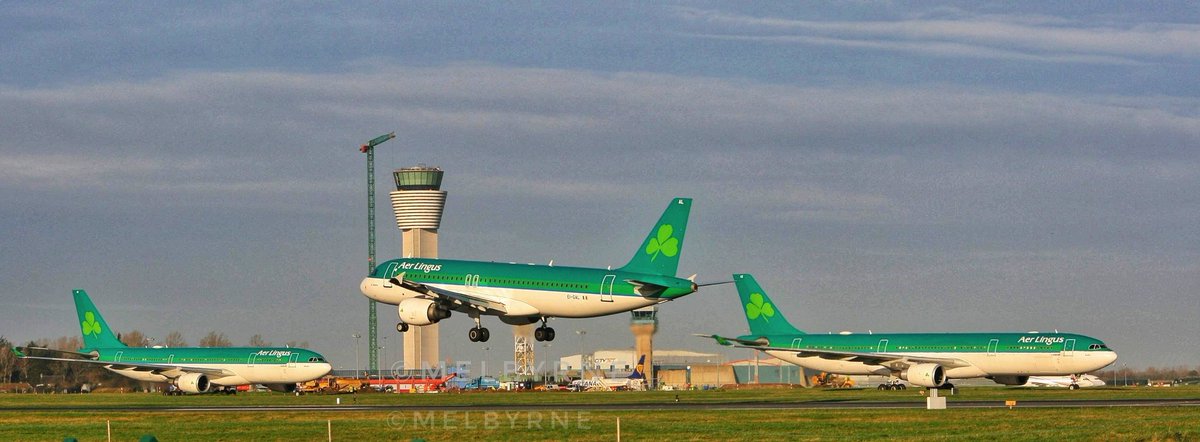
<box><xmin>1</xmin><ymin>387</ymin><xmax>1198</xmax><ymax>441</ymax></box>
<box><xmin>2</xmin><ymin>408</ymin><xmax>1199</xmax><ymax>441</ymax></box>
<box><xmin>3</xmin><ymin>385</ymin><xmax>1199</xmax><ymax>409</ymax></box>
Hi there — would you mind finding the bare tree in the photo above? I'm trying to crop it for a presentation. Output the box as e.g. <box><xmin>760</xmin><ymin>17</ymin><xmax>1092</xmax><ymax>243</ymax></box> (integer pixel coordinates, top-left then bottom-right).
<box><xmin>199</xmin><ymin>331</ymin><xmax>231</xmax><ymax>347</ymax></box>
<box><xmin>163</xmin><ymin>331</ymin><xmax>187</xmax><ymax>347</ymax></box>
<box><xmin>0</xmin><ymin>336</ymin><xmax>15</xmax><ymax>383</ymax></box>
<box><xmin>248</xmin><ymin>334</ymin><xmax>270</xmax><ymax>347</ymax></box>
<box><xmin>119</xmin><ymin>329</ymin><xmax>149</xmax><ymax>347</ymax></box>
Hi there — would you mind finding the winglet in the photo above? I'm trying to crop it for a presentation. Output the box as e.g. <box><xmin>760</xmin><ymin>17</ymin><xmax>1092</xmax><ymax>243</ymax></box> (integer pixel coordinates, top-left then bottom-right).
<box><xmin>11</xmin><ymin>347</ymin><xmax>25</xmax><ymax>358</ymax></box>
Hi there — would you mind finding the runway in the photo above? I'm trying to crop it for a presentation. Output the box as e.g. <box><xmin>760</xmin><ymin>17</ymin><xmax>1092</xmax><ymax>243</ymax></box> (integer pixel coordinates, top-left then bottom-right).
<box><xmin>6</xmin><ymin>398</ymin><xmax>1200</xmax><ymax>412</ymax></box>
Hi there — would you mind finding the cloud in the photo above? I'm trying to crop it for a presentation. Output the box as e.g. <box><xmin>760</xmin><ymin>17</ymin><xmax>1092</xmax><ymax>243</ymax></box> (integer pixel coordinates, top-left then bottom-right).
<box><xmin>2</xmin><ymin>64</ymin><xmax>1196</xmax><ymax>221</ymax></box>
<box><xmin>673</xmin><ymin>7</ymin><xmax>1200</xmax><ymax>63</ymax></box>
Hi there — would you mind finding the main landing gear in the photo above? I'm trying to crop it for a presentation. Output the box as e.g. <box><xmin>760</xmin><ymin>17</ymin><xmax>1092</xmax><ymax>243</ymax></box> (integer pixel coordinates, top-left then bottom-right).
<box><xmin>468</xmin><ymin>316</ymin><xmax>490</xmax><ymax>342</ymax></box>
<box><xmin>396</xmin><ymin>322</ymin><xmax>409</xmax><ymax>333</ymax></box>
<box><xmin>534</xmin><ymin>318</ymin><xmax>556</xmax><ymax>342</ymax></box>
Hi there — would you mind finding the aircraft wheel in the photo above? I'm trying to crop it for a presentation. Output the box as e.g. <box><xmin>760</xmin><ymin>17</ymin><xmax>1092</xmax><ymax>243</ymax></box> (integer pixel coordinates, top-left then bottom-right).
<box><xmin>468</xmin><ymin>328</ymin><xmax>481</xmax><ymax>342</ymax></box>
<box><xmin>479</xmin><ymin>327</ymin><xmax>490</xmax><ymax>342</ymax></box>
<box><xmin>1069</xmin><ymin>383</ymin><xmax>1079</xmax><ymax>390</ymax></box>
<box><xmin>397</xmin><ymin>323</ymin><xmax>409</xmax><ymax>333</ymax></box>
<box><xmin>898</xmin><ymin>384</ymin><xmax>906</xmax><ymax>390</ymax></box>
<box><xmin>545</xmin><ymin>327</ymin><xmax>555</xmax><ymax>341</ymax></box>
<box><xmin>877</xmin><ymin>384</ymin><xmax>886</xmax><ymax>390</ymax></box>
<box><xmin>534</xmin><ymin>328</ymin><xmax>546</xmax><ymax>342</ymax></box>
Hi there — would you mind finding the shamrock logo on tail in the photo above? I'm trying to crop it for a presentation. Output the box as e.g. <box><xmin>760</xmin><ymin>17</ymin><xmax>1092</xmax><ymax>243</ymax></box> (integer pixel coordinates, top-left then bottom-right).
<box><xmin>645</xmin><ymin>224</ymin><xmax>679</xmax><ymax>262</ymax></box>
<box><xmin>81</xmin><ymin>312</ymin><xmax>102</xmax><ymax>337</ymax></box>
<box><xmin>745</xmin><ymin>293</ymin><xmax>774</xmax><ymax>322</ymax></box>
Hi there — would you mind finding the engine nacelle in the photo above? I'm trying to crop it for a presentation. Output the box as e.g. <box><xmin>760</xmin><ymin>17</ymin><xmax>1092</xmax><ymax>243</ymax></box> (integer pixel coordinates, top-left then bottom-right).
<box><xmin>989</xmin><ymin>375</ymin><xmax>1030</xmax><ymax>386</ymax></box>
<box><xmin>265</xmin><ymin>383</ymin><xmax>298</xmax><ymax>393</ymax></box>
<box><xmin>398</xmin><ymin>298</ymin><xmax>451</xmax><ymax>326</ymax></box>
<box><xmin>176</xmin><ymin>373</ymin><xmax>211</xmax><ymax>394</ymax></box>
<box><xmin>900</xmin><ymin>363</ymin><xmax>946</xmax><ymax>388</ymax></box>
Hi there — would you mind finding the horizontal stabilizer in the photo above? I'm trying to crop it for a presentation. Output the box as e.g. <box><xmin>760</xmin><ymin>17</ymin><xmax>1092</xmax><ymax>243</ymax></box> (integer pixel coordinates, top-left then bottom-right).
<box><xmin>693</xmin><ymin>333</ymin><xmax>768</xmax><ymax>347</ymax></box>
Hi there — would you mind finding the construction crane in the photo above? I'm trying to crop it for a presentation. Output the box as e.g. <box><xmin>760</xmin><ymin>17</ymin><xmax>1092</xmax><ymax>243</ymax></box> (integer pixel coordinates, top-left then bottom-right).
<box><xmin>361</xmin><ymin>132</ymin><xmax>395</xmax><ymax>374</ymax></box>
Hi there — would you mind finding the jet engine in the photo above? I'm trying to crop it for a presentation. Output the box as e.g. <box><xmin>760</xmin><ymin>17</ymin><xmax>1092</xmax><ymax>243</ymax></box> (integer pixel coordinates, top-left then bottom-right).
<box><xmin>398</xmin><ymin>298</ymin><xmax>451</xmax><ymax>326</ymax></box>
<box><xmin>900</xmin><ymin>363</ymin><xmax>946</xmax><ymax>388</ymax></box>
<box><xmin>989</xmin><ymin>375</ymin><xmax>1030</xmax><ymax>386</ymax></box>
<box><xmin>176</xmin><ymin>373</ymin><xmax>211</xmax><ymax>394</ymax></box>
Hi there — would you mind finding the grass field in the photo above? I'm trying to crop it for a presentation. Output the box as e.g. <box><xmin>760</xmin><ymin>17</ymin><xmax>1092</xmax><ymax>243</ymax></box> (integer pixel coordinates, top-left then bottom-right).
<box><xmin>2</xmin><ymin>386</ymin><xmax>1198</xmax><ymax>441</ymax></box>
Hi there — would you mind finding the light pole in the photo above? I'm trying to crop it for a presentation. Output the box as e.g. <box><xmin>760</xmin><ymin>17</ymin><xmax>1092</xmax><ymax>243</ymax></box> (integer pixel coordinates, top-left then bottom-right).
<box><xmin>352</xmin><ymin>333</ymin><xmax>362</xmax><ymax>379</ymax></box>
<box><xmin>361</xmin><ymin>131</ymin><xmax>396</xmax><ymax>374</ymax></box>
<box><xmin>575</xmin><ymin>330</ymin><xmax>587</xmax><ymax>377</ymax></box>
<box><xmin>382</xmin><ymin>335</ymin><xmax>389</xmax><ymax>377</ymax></box>
<box><xmin>542</xmin><ymin>343</ymin><xmax>552</xmax><ymax>384</ymax></box>
<box><xmin>482</xmin><ymin>346</ymin><xmax>490</xmax><ymax>378</ymax></box>
<box><xmin>1123</xmin><ymin>363</ymin><xmax>1128</xmax><ymax>386</ymax></box>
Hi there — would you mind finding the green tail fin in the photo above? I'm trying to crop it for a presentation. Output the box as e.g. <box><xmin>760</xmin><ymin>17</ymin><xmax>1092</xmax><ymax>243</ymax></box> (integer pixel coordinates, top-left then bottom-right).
<box><xmin>618</xmin><ymin>197</ymin><xmax>692</xmax><ymax>276</ymax></box>
<box><xmin>73</xmin><ymin>289</ymin><xmax>126</xmax><ymax>349</ymax></box>
<box><xmin>734</xmin><ymin>274</ymin><xmax>804</xmax><ymax>336</ymax></box>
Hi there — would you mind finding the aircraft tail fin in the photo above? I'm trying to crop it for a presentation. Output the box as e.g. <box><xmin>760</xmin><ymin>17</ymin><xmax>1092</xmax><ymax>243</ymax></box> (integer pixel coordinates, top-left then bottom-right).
<box><xmin>73</xmin><ymin>289</ymin><xmax>126</xmax><ymax>349</ymax></box>
<box><xmin>734</xmin><ymin>274</ymin><xmax>804</xmax><ymax>336</ymax></box>
<box><xmin>618</xmin><ymin>198</ymin><xmax>692</xmax><ymax>276</ymax></box>
<box><xmin>628</xmin><ymin>355</ymin><xmax>646</xmax><ymax>380</ymax></box>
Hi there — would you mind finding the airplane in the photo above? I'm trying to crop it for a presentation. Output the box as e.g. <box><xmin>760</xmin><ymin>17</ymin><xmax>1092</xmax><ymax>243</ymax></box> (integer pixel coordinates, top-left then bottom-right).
<box><xmin>1024</xmin><ymin>374</ymin><xmax>1106</xmax><ymax>389</ymax></box>
<box><xmin>361</xmin><ymin>198</ymin><xmax>707</xmax><ymax>342</ymax></box>
<box><xmin>571</xmin><ymin>355</ymin><xmax>647</xmax><ymax>391</ymax></box>
<box><xmin>700</xmin><ymin>274</ymin><xmax>1117</xmax><ymax>390</ymax></box>
<box><xmin>14</xmin><ymin>289</ymin><xmax>331</xmax><ymax>394</ymax></box>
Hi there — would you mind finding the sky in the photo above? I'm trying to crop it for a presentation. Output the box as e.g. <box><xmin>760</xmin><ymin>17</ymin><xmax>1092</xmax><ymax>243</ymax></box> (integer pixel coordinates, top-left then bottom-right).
<box><xmin>1</xmin><ymin>2</ymin><xmax>1197</xmax><ymax>373</ymax></box>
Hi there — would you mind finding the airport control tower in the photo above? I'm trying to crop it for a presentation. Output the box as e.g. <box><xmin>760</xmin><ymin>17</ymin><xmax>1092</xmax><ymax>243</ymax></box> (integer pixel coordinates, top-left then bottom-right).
<box><xmin>631</xmin><ymin>306</ymin><xmax>658</xmax><ymax>386</ymax></box>
<box><xmin>391</xmin><ymin>165</ymin><xmax>447</xmax><ymax>370</ymax></box>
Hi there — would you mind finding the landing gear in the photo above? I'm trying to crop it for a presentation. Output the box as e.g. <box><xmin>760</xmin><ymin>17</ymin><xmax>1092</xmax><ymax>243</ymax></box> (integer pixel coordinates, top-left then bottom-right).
<box><xmin>469</xmin><ymin>327</ymin><xmax>490</xmax><ymax>342</ymax></box>
<box><xmin>1069</xmin><ymin>383</ymin><xmax>1080</xmax><ymax>390</ymax></box>
<box><xmin>877</xmin><ymin>379</ymin><xmax>906</xmax><ymax>390</ymax></box>
<box><xmin>396</xmin><ymin>322</ymin><xmax>409</xmax><ymax>333</ymax></box>
<box><xmin>534</xmin><ymin>318</ymin><xmax>556</xmax><ymax>342</ymax></box>
<box><xmin>468</xmin><ymin>315</ymin><xmax>490</xmax><ymax>342</ymax></box>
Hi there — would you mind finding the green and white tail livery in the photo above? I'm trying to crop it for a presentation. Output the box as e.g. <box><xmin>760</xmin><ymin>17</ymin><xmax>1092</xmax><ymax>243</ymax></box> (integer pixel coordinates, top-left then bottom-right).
<box><xmin>735</xmin><ymin>274</ymin><xmax>802</xmax><ymax>336</ymax></box>
<box><xmin>620</xmin><ymin>198</ymin><xmax>691</xmax><ymax>276</ymax></box>
<box><xmin>74</xmin><ymin>289</ymin><xmax>126</xmax><ymax>349</ymax></box>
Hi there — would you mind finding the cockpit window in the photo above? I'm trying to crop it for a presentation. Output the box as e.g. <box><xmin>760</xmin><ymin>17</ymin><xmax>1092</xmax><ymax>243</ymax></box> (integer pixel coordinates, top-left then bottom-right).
<box><xmin>308</xmin><ymin>357</ymin><xmax>326</xmax><ymax>362</ymax></box>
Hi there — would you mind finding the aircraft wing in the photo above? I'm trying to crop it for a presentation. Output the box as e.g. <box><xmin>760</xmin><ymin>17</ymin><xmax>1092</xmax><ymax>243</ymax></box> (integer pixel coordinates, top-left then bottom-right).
<box><xmin>390</xmin><ymin>272</ymin><xmax>513</xmax><ymax>314</ymax></box>
<box><xmin>734</xmin><ymin>345</ymin><xmax>974</xmax><ymax>371</ymax></box>
<box><xmin>14</xmin><ymin>354</ymin><xmax>233</xmax><ymax>378</ymax></box>
<box><xmin>424</xmin><ymin>285</ymin><xmax>511</xmax><ymax>314</ymax></box>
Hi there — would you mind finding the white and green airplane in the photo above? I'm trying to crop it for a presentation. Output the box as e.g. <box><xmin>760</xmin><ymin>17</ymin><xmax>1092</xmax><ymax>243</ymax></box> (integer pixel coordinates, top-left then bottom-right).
<box><xmin>361</xmin><ymin>197</ymin><xmax>707</xmax><ymax>343</ymax></box>
<box><xmin>701</xmin><ymin>274</ymin><xmax>1118</xmax><ymax>389</ymax></box>
<box><xmin>15</xmin><ymin>290</ymin><xmax>331</xmax><ymax>394</ymax></box>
